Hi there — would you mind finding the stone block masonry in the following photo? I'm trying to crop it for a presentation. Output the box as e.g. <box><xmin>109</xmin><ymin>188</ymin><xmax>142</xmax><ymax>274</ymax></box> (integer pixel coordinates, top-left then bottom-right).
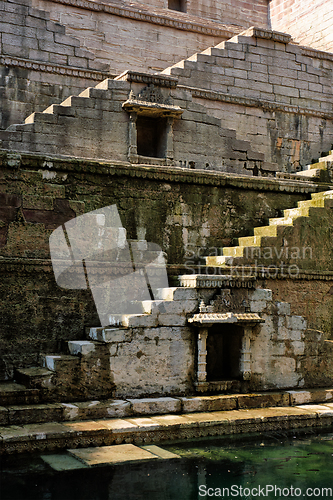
<box><xmin>0</xmin><ymin>0</ymin><xmax>113</xmax><ymax>129</ymax></box>
<box><xmin>163</xmin><ymin>27</ymin><xmax>333</xmax><ymax>172</ymax></box>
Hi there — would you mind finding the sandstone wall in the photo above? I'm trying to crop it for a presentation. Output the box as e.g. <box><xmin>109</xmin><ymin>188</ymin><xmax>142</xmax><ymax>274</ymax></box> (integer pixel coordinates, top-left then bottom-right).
<box><xmin>30</xmin><ymin>0</ymin><xmax>233</xmax><ymax>74</ymax></box>
<box><xmin>119</xmin><ymin>0</ymin><xmax>269</xmax><ymax>27</ymax></box>
<box><xmin>269</xmin><ymin>0</ymin><xmax>333</xmax><ymax>53</ymax></box>
<box><xmin>164</xmin><ymin>28</ymin><xmax>333</xmax><ymax>172</ymax></box>
<box><xmin>0</xmin><ymin>0</ymin><xmax>237</xmax><ymax>129</ymax></box>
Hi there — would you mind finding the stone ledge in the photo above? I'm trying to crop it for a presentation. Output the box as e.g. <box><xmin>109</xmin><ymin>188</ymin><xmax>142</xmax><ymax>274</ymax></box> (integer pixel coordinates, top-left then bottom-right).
<box><xmin>0</xmin><ymin>403</ymin><xmax>332</xmax><ymax>455</ymax></box>
<box><xmin>0</xmin><ymin>150</ymin><xmax>322</xmax><ymax>194</ymax></box>
<box><xmin>183</xmin><ymin>86</ymin><xmax>333</xmax><ymax>120</ymax></box>
<box><xmin>0</xmin><ymin>56</ymin><xmax>113</xmax><ymax>80</ymax></box>
<box><xmin>241</xmin><ymin>27</ymin><xmax>292</xmax><ymax>44</ymax></box>
<box><xmin>1</xmin><ymin>388</ymin><xmax>333</xmax><ymax>428</ymax></box>
<box><xmin>116</xmin><ymin>70</ymin><xmax>178</xmax><ymax>88</ymax></box>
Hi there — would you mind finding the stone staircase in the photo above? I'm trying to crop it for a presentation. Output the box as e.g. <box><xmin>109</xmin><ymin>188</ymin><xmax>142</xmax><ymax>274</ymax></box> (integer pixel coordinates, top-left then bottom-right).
<box><xmin>0</xmin><ymin>73</ymin><xmax>273</xmax><ymax>175</ymax></box>
<box><xmin>206</xmin><ymin>188</ymin><xmax>333</xmax><ymax>272</ymax></box>
<box><xmin>276</xmin><ymin>148</ymin><xmax>333</xmax><ymax>183</ymax></box>
<box><xmin>1</xmin><ymin>286</ymin><xmax>196</xmax><ymax>404</ymax></box>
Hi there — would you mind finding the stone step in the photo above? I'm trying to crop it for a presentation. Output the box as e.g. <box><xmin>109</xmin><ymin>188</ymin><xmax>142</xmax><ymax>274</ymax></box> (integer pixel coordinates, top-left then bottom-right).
<box><xmin>283</xmin><ymin>206</ymin><xmax>311</xmax><ymax>218</ymax></box>
<box><xmin>0</xmin><ymin>388</ymin><xmax>333</xmax><ymax>431</ymax></box>
<box><xmin>319</xmin><ymin>153</ymin><xmax>333</xmax><ymax>161</ymax></box>
<box><xmin>68</xmin><ymin>341</ymin><xmax>97</xmax><ymax>356</ymax></box>
<box><xmin>88</xmin><ymin>326</ymin><xmax>130</xmax><ymax>342</ymax></box>
<box><xmin>0</xmin><ymin>382</ymin><xmax>39</xmax><ymax>406</ymax></box>
<box><xmin>253</xmin><ymin>224</ymin><xmax>279</xmax><ymax>237</ymax></box>
<box><xmin>269</xmin><ymin>216</ymin><xmax>293</xmax><ymax>226</ymax></box>
<box><xmin>205</xmin><ymin>255</ymin><xmax>234</xmax><ymax>266</ymax></box>
<box><xmin>14</xmin><ymin>367</ymin><xmax>53</xmax><ymax>389</ymax></box>
<box><xmin>311</xmin><ymin>190</ymin><xmax>333</xmax><ymax>200</ymax></box>
<box><xmin>2</xmin><ymin>397</ymin><xmax>333</xmax><ymax>455</ymax></box>
<box><xmin>220</xmin><ymin>245</ymin><xmax>245</xmax><ymax>257</ymax></box>
<box><xmin>237</xmin><ymin>236</ymin><xmax>262</xmax><ymax>247</ymax></box>
<box><xmin>42</xmin><ymin>354</ymin><xmax>80</xmax><ymax>372</ymax></box>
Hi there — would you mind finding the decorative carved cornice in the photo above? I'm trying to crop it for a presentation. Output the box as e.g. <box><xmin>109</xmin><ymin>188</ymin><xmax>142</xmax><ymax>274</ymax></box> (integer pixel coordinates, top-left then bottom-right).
<box><xmin>0</xmin><ymin>56</ymin><xmax>113</xmax><ymax>80</ymax></box>
<box><xmin>180</xmin><ymin>86</ymin><xmax>333</xmax><ymax>120</ymax></box>
<box><xmin>0</xmin><ymin>150</ymin><xmax>323</xmax><ymax>195</ymax></box>
<box><xmin>179</xmin><ymin>271</ymin><xmax>333</xmax><ymax>287</ymax></box>
<box><xmin>47</xmin><ymin>0</ymin><xmax>239</xmax><ymax>38</ymax></box>
<box><xmin>241</xmin><ymin>27</ymin><xmax>292</xmax><ymax>44</ymax></box>
<box><xmin>301</xmin><ymin>46</ymin><xmax>333</xmax><ymax>62</ymax></box>
<box><xmin>116</xmin><ymin>71</ymin><xmax>178</xmax><ymax>88</ymax></box>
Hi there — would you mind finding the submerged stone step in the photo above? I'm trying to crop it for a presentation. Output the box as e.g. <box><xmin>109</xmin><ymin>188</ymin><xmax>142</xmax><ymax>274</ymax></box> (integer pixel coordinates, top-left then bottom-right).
<box><xmin>68</xmin><ymin>443</ymin><xmax>159</xmax><ymax>466</ymax></box>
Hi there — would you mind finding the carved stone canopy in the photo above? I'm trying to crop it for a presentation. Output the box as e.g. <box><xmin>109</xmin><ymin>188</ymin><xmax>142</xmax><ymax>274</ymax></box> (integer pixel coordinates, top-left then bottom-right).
<box><xmin>188</xmin><ymin>311</ymin><xmax>264</xmax><ymax>326</ymax></box>
<box><xmin>122</xmin><ymin>84</ymin><xmax>183</xmax><ymax>117</ymax></box>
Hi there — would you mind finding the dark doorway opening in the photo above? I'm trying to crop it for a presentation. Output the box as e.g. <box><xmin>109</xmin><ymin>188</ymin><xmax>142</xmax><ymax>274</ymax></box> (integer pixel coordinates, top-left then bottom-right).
<box><xmin>136</xmin><ymin>116</ymin><xmax>167</xmax><ymax>158</ymax></box>
<box><xmin>168</xmin><ymin>0</ymin><xmax>186</xmax><ymax>12</ymax></box>
<box><xmin>206</xmin><ymin>324</ymin><xmax>243</xmax><ymax>381</ymax></box>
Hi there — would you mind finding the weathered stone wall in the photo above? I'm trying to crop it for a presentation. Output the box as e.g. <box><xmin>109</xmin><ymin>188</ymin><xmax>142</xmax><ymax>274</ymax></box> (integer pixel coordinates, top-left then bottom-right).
<box><xmin>247</xmin><ymin>280</ymin><xmax>333</xmax><ymax>389</ymax></box>
<box><xmin>30</xmin><ymin>0</ymin><xmax>234</xmax><ymax>74</ymax></box>
<box><xmin>0</xmin><ymin>0</ymin><xmax>239</xmax><ymax>129</ymax></box>
<box><xmin>164</xmin><ymin>28</ymin><xmax>333</xmax><ymax>172</ymax></box>
<box><xmin>0</xmin><ymin>0</ymin><xmax>112</xmax><ymax>129</ymax></box>
<box><xmin>0</xmin><ymin>151</ymin><xmax>317</xmax><ymax>380</ymax></box>
<box><xmin>269</xmin><ymin>0</ymin><xmax>333</xmax><ymax>53</ymax></box>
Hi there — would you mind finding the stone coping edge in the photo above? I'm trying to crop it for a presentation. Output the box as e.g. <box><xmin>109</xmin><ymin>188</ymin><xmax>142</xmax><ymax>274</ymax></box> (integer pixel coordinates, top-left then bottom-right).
<box><xmin>1</xmin><ymin>387</ymin><xmax>333</xmax><ymax>426</ymax></box>
<box><xmin>0</xmin><ymin>150</ymin><xmax>324</xmax><ymax>194</ymax></box>
<box><xmin>1</xmin><ymin>400</ymin><xmax>333</xmax><ymax>455</ymax></box>
<box><xmin>0</xmin><ymin>56</ymin><xmax>114</xmax><ymax>81</ymax></box>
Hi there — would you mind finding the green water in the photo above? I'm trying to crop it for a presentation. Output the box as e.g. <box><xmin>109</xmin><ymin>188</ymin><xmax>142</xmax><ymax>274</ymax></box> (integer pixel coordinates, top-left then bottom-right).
<box><xmin>1</xmin><ymin>430</ymin><xmax>333</xmax><ymax>499</ymax></box>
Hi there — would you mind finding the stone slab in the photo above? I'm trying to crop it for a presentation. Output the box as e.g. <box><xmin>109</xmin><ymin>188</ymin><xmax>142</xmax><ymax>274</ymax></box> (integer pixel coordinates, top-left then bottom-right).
<box><xmin>62</xmin><ymin>400</ymin><xmax>131</xmax><ymax>421</ymax></box>
<box><xmin>128</xmin><ymin>397</ymin><xmax>181</xmax><ymax>415</ymax></box>
<box><xmin>141</xmin><ymin>445</ymin><xmax>180</xmax><ymax>460</ymax></box>
<box><xmin>41</xmin><ymin>453</ymin><xmax>88</xmax><ymax>471</ymax></box>
<box><xmin>288</xmin><ymin>389</ymin><xmax>333</xmax><ymax>405</ymax></box>
<box><xmin>180</xmin><ymin>395</ymin><xmax>237</xmax><ymax>413</ymax></box>
<box><xmin>8</xmin><ymin>403</ymin><xmax>63</xmax><ymax>425</ymax></box>
<box><xmin>68</xmin><ymin>444</ymin><xmax>158</xmax><ymax>466</ymax></box>
<box><xmin>237</xmin><ymin>392</ymin><xmax>290</xmax><ymax>409</ymax></box>
<box><xmin>0</xmin><ymin>383</ymin><xmax>39</xmax><ymax>405</ymax></box>
<box><xmin>296</xmin><ymin>404</ymin><xmax>333</xmax><ymax>417</ymax></box>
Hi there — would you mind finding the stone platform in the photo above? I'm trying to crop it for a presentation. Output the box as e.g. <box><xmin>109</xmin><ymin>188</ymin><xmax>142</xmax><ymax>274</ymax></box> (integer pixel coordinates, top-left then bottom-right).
<box><xmin>1</xmin><ymin>388</ymin><xmax>333</xmax><ymax>455</ymax></box>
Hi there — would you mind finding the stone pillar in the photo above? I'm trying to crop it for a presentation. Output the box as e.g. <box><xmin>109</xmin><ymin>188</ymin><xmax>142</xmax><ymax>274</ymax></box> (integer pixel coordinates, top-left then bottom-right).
<box><xmin>197</xmin><ymin>327</ymin><xmax>208</xmax><ymax>382</ymax></box>
<box><xmin>240</xmin><ymin>326</ymin><xmax>252</xmax><ymax>380</ymax></box>
<box><xmin>165</xmin><ymin>116</ymin><xmax>174</xmax><ymax>166</ymax></box>
<box><xmin>128</xmin><ymin>111</ymin><xmax>138</xmax><ymax>163</ymax></box>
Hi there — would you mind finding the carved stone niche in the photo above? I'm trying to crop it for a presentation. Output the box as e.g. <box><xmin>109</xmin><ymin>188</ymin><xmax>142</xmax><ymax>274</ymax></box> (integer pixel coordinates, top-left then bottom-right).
<box><xmin>188</xmin><ymin>309</ymin><xmax>264</xmax><ymax>393</ymax></box>
<box><xmin>122</xmin><ymin>83</ymin><xmax>183</xmax><ymax>166</ymax></box>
